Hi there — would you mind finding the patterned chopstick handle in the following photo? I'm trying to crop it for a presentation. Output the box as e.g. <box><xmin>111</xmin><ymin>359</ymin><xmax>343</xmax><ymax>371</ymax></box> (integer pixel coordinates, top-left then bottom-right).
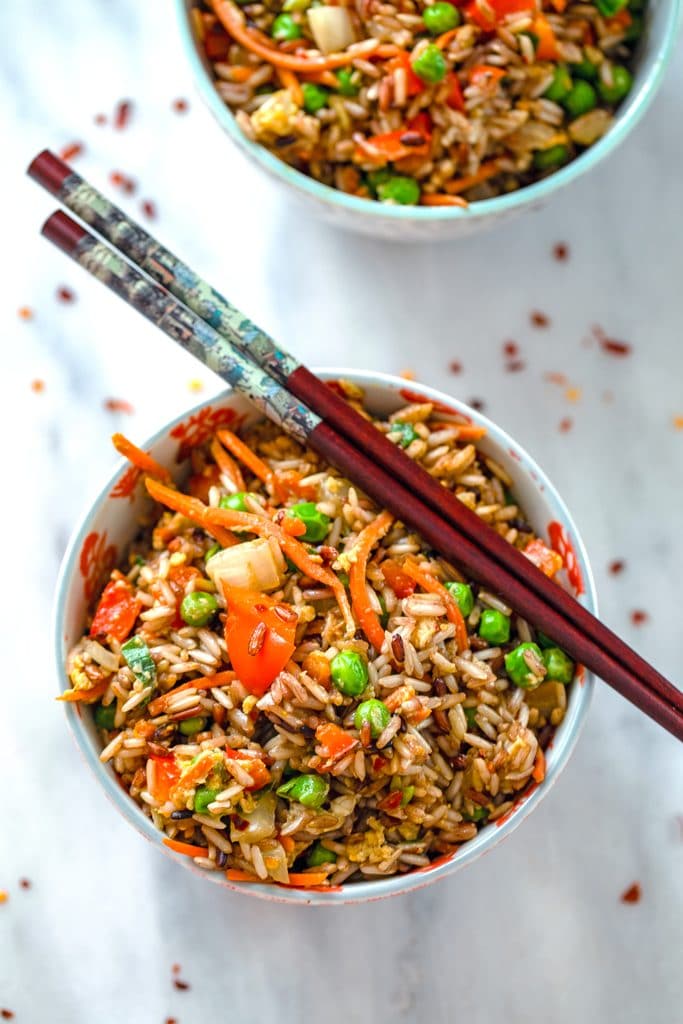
<box><xmin>42</xmin><ymin>212</ymin><xmax>316</xmax><ymax>442</ymax></box>
<box><xmin>28</xmin><ymin>150</ymin><xmax>299</xmax><ymax>382</ymax></box>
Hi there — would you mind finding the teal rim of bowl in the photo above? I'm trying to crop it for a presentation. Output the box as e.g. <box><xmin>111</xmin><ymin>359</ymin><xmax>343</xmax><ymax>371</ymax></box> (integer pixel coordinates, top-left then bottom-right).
<box><xmin>54</xmin><ymin>371</ymin><xmax>597</xmax><ymax>903</ymax></box>
<box><xmin>176</xmin><ymin>0</ymin><xmax>681</xmax><ymax>221</ymax></box>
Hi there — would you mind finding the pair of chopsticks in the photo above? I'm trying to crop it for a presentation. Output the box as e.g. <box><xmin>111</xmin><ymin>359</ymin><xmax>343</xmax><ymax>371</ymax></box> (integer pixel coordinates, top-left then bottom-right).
<box><xmin>28</xmin><ymin>149</ymin><xmax>683</xmax><ymax>741</ymax></box>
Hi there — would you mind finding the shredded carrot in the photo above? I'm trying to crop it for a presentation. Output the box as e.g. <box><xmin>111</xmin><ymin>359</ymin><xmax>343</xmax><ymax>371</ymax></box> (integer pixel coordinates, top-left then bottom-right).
<box><xmin>226</xmin><ymin>868</ymin><xmax>329</xmax><ymax>887</ymax></box>
<box><xmin>532</xmin><ymin>747</ymin><xmax>546</xmax><ymax>784</ymax></box>
<box><xmin>301</xmin><ymin>69</ymin><xmax>339</xmax><ymax>88</ymax></box>
<box><xmin>403</xmin><ymin>559</ymin><xmax>469</xmax><ymax>652</ymax></box>
<box><xmin>455</xmin><ymin>424</ymin><xmax>487</xmax><ymax>441</ymax></box>
<box><xmin>228</xmin><ymin>65</ymin><xmax>256</xmax><ymax>83</ymax></box>
<box><xmin>279</xmin><ymin>835</ymin><xmax>295</xmax><ymax>855</ymax></box>
<box><xmin>210</xmin><ymin>435</ymin><xmax>246</xmax><ymax>491</ymax></box>
<box><xmin>349</xmin><ymin>510</ymin><xmax>394</xmax><ymax>651</ymax></box>
<box><xmin>421</xmin><ymin>194</ymin><xmax>468</xmax><ymax>208</ymax></box>
<box><xmin>145</xmin><ymin>478</ymin><xmax>355</xmax><ymax>635</ymax></box>
<box><xmin>212</xmin><ymin>1</ymin><xmax>381</xmax><ymax>71</ymax></box>
<box><xmin>216</xmin><ymin>428</ymin><xmax>276</xmax><ymax>493</ymax></box>
<box><xmin>444</xmin><ymin>160</ymin><xmax>502</xmax><ymax>195</ymax></box>
<box><xmin>112</xmin><ymin>433</ymin><xmax>172</xmax><ymax>484</ymax></box>
<box><xmin>550</xmin><ymin>0</ymin><xmax>567</xmax><ymax>9</ymax></box>
<box><xmin>226</xmin><ymin>868</ymin><xmax>266</xmax><ymax>882</ymax></box>
<box><xmin>532</xmin><ymin>16</ymin><xmax>560</xmax><ymax>61</ymax></box>
<box><xmin>57</xmin><ymin>681</ymin><xmax>109</xmax><ymax>703</ymax></box>
<box><xmin>144</xmin><ymin>474</ymin><xmax>234</xmax><ymax>549</ymax></box>
<box><xmin>277</xmin><ymin>67</ymin><xmax>304</xmax><ymax>106</ymax></box>
<box><xmin>436</xmin><ymin>28</ymin><xmax>459</xmax><ymax>49</ymax></box>
<box><xmin>282</xmin><ymin>515</ymin><xmax>307</xmax><ymax>538</ymax></box>
<box><xmin>375</xmin><ymin>44</ymin><xmax>401</xmax><ymax>58</ymax></box>
<box><xmin>163</xmin><ymin>837</ymin><xmax>209</xmax><ymax>859</ymax></box>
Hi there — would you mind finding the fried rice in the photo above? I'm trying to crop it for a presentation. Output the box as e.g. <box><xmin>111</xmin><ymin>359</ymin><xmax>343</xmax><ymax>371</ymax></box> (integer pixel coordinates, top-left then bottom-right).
<box><xmin>64</xmin><ymin>387</ymin><xmax>575</xmax><ymax>888</ymax></box>
<box><xmin>192</xmin><ymin>0</ymin><xmax>643</xmax><ymax>205</ymax></box>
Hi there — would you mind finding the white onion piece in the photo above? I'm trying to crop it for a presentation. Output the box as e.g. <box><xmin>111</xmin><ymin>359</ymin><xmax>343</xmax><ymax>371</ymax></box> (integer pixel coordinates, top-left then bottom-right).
<box><xmin>307</xmin><ymin>6</ymin><xmax>355</xmax><ymax>55</ymax></box>
<box><xmin>207</xmin><ymin>537</ymin><xmax>285</xmax><ymax>594</ymax></box>
<box><xmin>83</xmin><ymin>639</ymin><xmax>120</xmax><ymax>673</ymax></box>
<box><xmin>230</xmin><ymin>793</ymin><xmax>277</xmax><ymax>843</ymax></box>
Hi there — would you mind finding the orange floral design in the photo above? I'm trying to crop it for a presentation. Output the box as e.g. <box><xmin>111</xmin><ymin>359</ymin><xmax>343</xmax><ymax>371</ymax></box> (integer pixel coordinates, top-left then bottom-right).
<box><xmin>547</xmin><ymin>521</ymin><xmax>584</xmax><ymax>596</ymax></box>
<box><xmin>170</xmin><ymin>405</ymin><xmax>245</xmax><ymax>461</ymax></box>
<box><xmin>110</xmin><ymin>464</ymin><xmax>142</xmax><ymax>501</ymax></box>
<box><xmin>398</xmin><ymin>387</ymin><xmax>470</xmax><ymax>420</ymax></box>
<box><xmin>80</xmin><ymin>531</ymin><xmax>117</xmax><ymax>605</ymax></box>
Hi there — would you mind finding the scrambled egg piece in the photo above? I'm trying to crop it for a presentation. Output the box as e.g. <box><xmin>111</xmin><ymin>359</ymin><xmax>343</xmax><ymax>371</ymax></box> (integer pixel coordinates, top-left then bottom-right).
<box><xmin>250</xmin><ymin>90</ymin><xmax>319</xmax><ymax>146</ymax></box>
<box><xmin>347</xmin><ymin>818</ymin><xmax>393</xmax><ymax>864</ymax></box>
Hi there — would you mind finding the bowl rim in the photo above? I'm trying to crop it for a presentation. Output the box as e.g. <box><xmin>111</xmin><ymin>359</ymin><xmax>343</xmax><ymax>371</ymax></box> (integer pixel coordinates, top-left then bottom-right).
<box><xmin>175</xmin><ymin>0</ymin><xmax>681</xmax><ymax>223</ymax></box>
<box><xmin>54</xmin><ymin>369</ymin><xmax>597</xmax><ymax>904</ymax></box>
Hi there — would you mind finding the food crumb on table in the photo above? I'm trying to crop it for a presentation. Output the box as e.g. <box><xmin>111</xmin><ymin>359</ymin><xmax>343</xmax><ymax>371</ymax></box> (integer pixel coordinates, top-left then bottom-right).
<box><xmin>109</xmin><ymin>170</ymin><xmax>136</xmax><ymax>195</ymax></box>
<box><xmin>620</xmin><ymin>882</ymin><xmax>641</xmax><ymax>904</ymax></box>
<box><xmin>104</xmin><ymin>398</ymin><xmax>135</xmax><ymax>415</ymax></box>
<box><xmin>141</xmin><ymin>199</ymin><xmax>157</xmax><ymax>220</ymax></box>
<box><xmin>114</xmin><ymin>98</ymin><xmax>133</xmax><ymax>130</ymax></box>
<box><xmin>673</xmin><ymin>415</ymin><xmax>683</xmax><ymax>430</ymax></box>
<box><xmin>30</xmin><ymin>379</ymin><xmax>45</xmax><ymax>394</ymax></box>
<box><xmin>172</xmin><ymin>98</ymin><xmax>189</xmax><ymax>113</ymax></box>
<box><xmin>630</xmin><ymin>610</ymin><xmax>648</xmax><ymax>626</ymax></box>
<box><xmin>558</xmin><ymin>417</ymin><xmax>573</xmax><ymax>434</ymax></box>
<box><xmin>0</xmin><ymin>890</ymin><xmax>8</xmax><ymax>904</ymax></box>
<box><xmin>505</xmin><ymin>360</ymin><xmax>526</xmax><ymax>373</ymax></box>
<box><xmin>1</xmin><ymin>1009</ymin><xmax>15</xmax><ymax>1020</ymax></box>
<box><xmin>17</xmin><ymin>306</ymin><xmax>34</xmax><ymax>321</ymax></box>
<box><xmin>56</xmin><ymin>286</ymin><xmax>76</xmax><ymax>304</ymax></box>
<box><xmin>59</xmin><ymin>141</ymin><xmax>84</xmax><ymax>161</ymax></box>
<box><xmin>18</xmin><ymin>879</ymin><xmax>31</xmax><ymax>890</ymax></box>
<box><xmin>94</xmin><ymin>112</ymin><xmax>107</xmax><ymax>125</ymax></box>
<box><xmin>530</xmin><ymin>310</ymin><xmax>550</xmax><ymax>328</ymax></box>
<box><xmin>503</xmin><ymin>340</ymin><xmax>519</xmax><ymax>357</ymax></box>
<box><xmin>564</xmin><ymin>387</ymin><xmax>581</xmax><ymax>403</ymax></box>
<box><xmin>448</xmin><ymin>361</ymin><xmax>462</xmax><ymax>375</ymax></box>
<box><xmin>592</xmin><ymin>325</ymin><xmax>632</xmax><ymax>357</ymax></box>
<box><xmin>552</xmin><ymin>243</ymin><xmax>569</xmax><ymax>262</ymax></box>
<box><xmin>173</xmin><ymin>980</ymin><xmax>190</xmax><ymax>992</ymax></box>
<box><xmin>608</xmin><ymin>560</ymin><xmax>625</xmax><ymax>575</ymax></box>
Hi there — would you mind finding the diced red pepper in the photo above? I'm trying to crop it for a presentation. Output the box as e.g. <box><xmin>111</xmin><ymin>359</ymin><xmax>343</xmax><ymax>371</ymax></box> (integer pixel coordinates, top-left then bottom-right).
<box><xmin>524</xmin><ymin>538</ymin><xmax>563</xmax><ymax>579</ymax></box>
<box><xmin>465</xmin><ymin>0</ymin><xmax>535</xmax><ymax>30</ymax></box>
<box><xmin>90</xmin><ymin>578</ymin><xmax>141</xmax><ymax>642</ymax></box>
<box><xmin>148</xmin><ymin>755</ymin><xmax>180</xmax><ymax>803</ymax></box>
<box><xmin>386</xmin><ymin>51</ymin><xmax>426</xmax><ymax>98</ymax></box>
<box><xmin>315</xmin><ymin>722</ymin><xmax>357</xmax><ymax>761</ymax></box>
<box><xmin>225</xmin><ymin>749</ymin><xmax>271</xmax><ymax>791</ymax></box>
<box><xmin>381</xmin><ymin>560</ymin><xmax>416</xmax><ymax>599</ymax></box>
<box><xmin>445</xmin><ymin>72</ymin><xmax>465</xmax><ymax>112</ymax></box>
<box><xmin>223</xmin><ymin>586</ymin><xmax>297</xmax><ymax>696</ymax></box>
<box><xmin>376</xmin><ymin>790</ymin><xmax>403</xmax><ymax>813</ymax></box>
<box><xmin>532</xmin><ymin>16</ymin><xmax>560</xmax><ymax>60</ymax></box>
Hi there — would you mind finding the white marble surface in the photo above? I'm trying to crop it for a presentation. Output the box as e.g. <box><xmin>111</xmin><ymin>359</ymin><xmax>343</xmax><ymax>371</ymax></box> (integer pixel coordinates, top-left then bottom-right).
<box><xmin>1</xmin><ymin>1</ymin><xmax>682</xmax><ymax>1021</ymax></box>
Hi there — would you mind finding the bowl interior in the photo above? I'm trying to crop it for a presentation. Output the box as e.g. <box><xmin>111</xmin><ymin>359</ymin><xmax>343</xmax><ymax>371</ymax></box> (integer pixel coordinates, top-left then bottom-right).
<box><xmin>176</xmin><ymin>0</ymin><xmax>680</xmax><ymax>231</ymax></box>
<box><xmin>55</xmin><ymin>371</ymin><xmax>596</xmax><ymax>904</ymax></box>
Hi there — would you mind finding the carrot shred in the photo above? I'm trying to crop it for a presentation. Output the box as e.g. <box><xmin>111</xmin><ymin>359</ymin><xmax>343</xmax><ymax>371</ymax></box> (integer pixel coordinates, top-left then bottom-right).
<box><xmin>216</xmin><ymin>428</ymin><xmax>276</xmax><ymax>493</ymax></box>
<box><xmin>145</xmin><ymin>478</ymin><xmax>355</xmax><ymax>635</ymax></box>
<box><xmin>348</xmin><ymin>510</ymin><xmax>394</xmax><ymax>651</ymax></box>
<box><xmin>225</xmin><ymin>868</ymin><xmax>330</xmax><ymax>887</ymax></box>
<box><xmin>163</xmin><ymin>837</ymin><xmax>209</xmax><ymax>859</ymax></box>
<box><xmin>454</xmin><ymin>424</ymin><xmax>487</xmax><ymax>440</ymax></box>
<box><xmin>301</xmin><ymin>69</ymin><xmax>339</xmax><ymax>88</ymax></box>
<box><xmin>402</xmin><ymin>559</ymin><xmax>469</xmax><ymax>652</ymax></box>
<box><xmin>277</xmin><ymin>67</ymin><xmax>304</xmax><ymax>106</ymax></box>
<box><xmin>57</xmin><ymin>681</ymin><xmax>109</xmax><ymax>703</ymax></box>
<box><xmin>279</xmin><ymin>834</ymin><xmax>296</xmax><ymax>855</ymax></box>
<box><xmin>227</xmin><ymin>65</ymin><xmax>256</xmax><ymax>83</ymax></box>
<box><xmin>444</xmin><ymin>160</ymin><xmax>502</xmax><ymax>195</ymax></box>
<box><xmin>421</xmin><ymin>194</ymin><xmax>468</xmax><ymax>208</ymax></box>
<box><xmin>144</xmin><ymin>474</ymin><xmax>235</xmax><ymax>549</ymax></box>
<box><xmin>532</xmin><ymin>747</ymin><xmax>546</xmax><ymax>784</ymax></box>
<box><xmin>210</xmin><ymin>435</ymin><xmax>246</xmax><ymax>491</ymax></box>
<box><xmin>226</xmin><ymin>868</ymin><xmax>266</xmax><ymax>882</ymax></box>
<box><xmin>212</xmin><ymin>0</ymin><xmax>381</xmax><ymax>71</ymax></box>
<box><xmin>147</xmin><ymin>671</ymin><xmax>236</xmax><ymax>715</ymax></box>
<box><xmin>112</xmin><ymin>433</ymin><xmax>172</xmax><ymax>484</ymax></box>
<box><xmin>435</xmin><ymin>28</ymin><xmax>459</xmax><ymax>49</ymax></box>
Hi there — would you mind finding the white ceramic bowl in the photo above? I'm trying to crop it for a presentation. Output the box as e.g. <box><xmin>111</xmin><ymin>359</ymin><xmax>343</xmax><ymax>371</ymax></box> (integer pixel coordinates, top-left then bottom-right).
<box><xmin>176</xmin><ymin>0</ymin><xmax>681</xmax><ymax>241</ymax></box>
<box><xmin>54</xmin><ymin>370</ymin><xmax>596</xmax><ymax>904</ymax></box>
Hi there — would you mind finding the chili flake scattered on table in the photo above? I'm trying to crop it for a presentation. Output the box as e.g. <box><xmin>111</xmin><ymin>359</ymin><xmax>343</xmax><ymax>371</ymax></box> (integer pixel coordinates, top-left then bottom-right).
<box><xmin>565</xmin><ymin>387</ymin><xmax>582</xmax><ymax>403</ymax></box>
<box><xmin>506</xmin><ymin>360</ymin><xmax>526</xmax><ymax>373</ymax></box>
<box><xmin>110</xmin><ymin>171</ymin><xmax>136</xmax><ymax>195</ymax></box>
<box><xmin>503</xmin><ymin>340</ymin><xmax>519</xmax><ymax>357</ymax></box>
<box><xmin>141</xmin><ymin>200</ymin><xmax>157</xmax><ymax>220</ymax></box>
<box><xmin>448</xmin><ymin>360</ymin><xmax>463</xmax><ymax>375</ymax></box>
<box><xmin>18</xmin><ymin>879</ymin><xmax>31</xmax><ymax>890</ymax></box>
<box><xmin>172</xmin><ymin>98</ymin><xmax>189</xmax><ymax>113</ymax></box>
<box><xmin>1</xmin><ymin>1010</ymin><xmax>15</xmax><ymax>1020</ymax></box>
<box><xmin>630</xmin><ymin>610</ymin><xmax>648</xmax><ymax>626</ymax></box>
<box><xmin>94</xmin><ymin>113</ymin><xmax>107</xmax><ymax>126</ymax></box>
<box><xmin>673</xmin><ymin>416</ymin><xmax>683</xmax><ymax>430</ymax></box>
<box><xmin>0</xmin><ymin>890</ymin><xmax>8</xmax><ymax>904</ymax></box>
<box><xmin>56</xmin><ymin>286</ymin><xmax>75</xmax><ymax>304</ymax></box>
<box><xmin>530</xmin><ymin>310</ymin><xmax>550</xmax><ymax>328</ymax></box>
<box><xmin>18</xmin><ymin>306</ymin><xmax>33</xmax><ymax>321</ymax></box>
<box><xmin>59</xmin><ymin>141</ymin><xmax>84</xmax><ymax>161</ymax></box>
<box><xmin>558</xmin><ymin>417</ymin><xmax>573</xmax><ymax>433</ymax></box>
<box><xmin>30</xmin><ymin>379</ymin><xmax>45</xmax><ymax>394</ymax></box>
<box><xmin>544</xmin><ymin>371</ymin><xmax>568</xmax><ymax>387</ymax></box>
<box><xmin>620</xmin><ymin>882</ymin><xmax>641</xmax><ymax>904</ymax></box>
<box><xmin>165</xmin><ymin>1018</ymin><xmax>178</xmax><ymax>1024</ymax></box>
<box><xmin>552</xmin><ymin>243</ymin><xmax>569</xmax><ymax>262</ymax></box>
<box><xmin>399</xmin><ymin>369</ymin><xmax>416</xmax><ymax>380</ymax></box>
<box><xmin>592</xmin><ymin>324</ymin><xmax>631</xmax><ymax>357</ymax></box>
<box><xmin>609</xmin><ymin>560</ymin><xmax>625</xmax><ymax>575</ymax></box>
<box><xmin>114</xmin><ymin>99</ymin><xmax>133</xmax><ymax>130</ymax></box>
<box><xmin>173</xmin><ymin>980</ymin><xmax>190</xmax><ymax>992</ymax></box>
<box><xmin>469</xmin><ymin>398</ymin><xmax>486</xmax><ymax>411</ymax></box>
<box><xmin>172</xmin><ymin>964</ymin><xmax>181</xmax><ymax>976</ymax></box>
<box><xmin>602</xmin><ymin>390</ymin><xmax>615</xmax><ymax>404</ymax></box>
<box><xmin>104</xmin><ymin>398</ymin><xmax>135</xmax><ymax>415</ymax></box>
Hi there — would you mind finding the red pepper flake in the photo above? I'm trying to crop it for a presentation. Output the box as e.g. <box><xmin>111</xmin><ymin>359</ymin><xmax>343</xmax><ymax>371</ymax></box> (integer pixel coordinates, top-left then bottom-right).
<box><xmin>448</xmin><ymin>360</ymin><xmax>463</xmax><ymax>374</ymax></box>
<box><xmin>109</xmin><ymin>171</ymin><xmax>137</xmax><ymax>195</ymax></box>
<box><xmin>552</xmin><ymin>242</ymin><xmax>569</xmax><ymax>262</ymax></box>
<box><xmin>630</xmin><ymin>610</ymin><xmax>648</xmax><ymax>626</ymax></box>
<box><xmin>0</xmin><ymin>891</ymin><xmax>8</xmax><ymax>904</ymax></box>
<box><xmin>104</xmin><ymin>398</ymin><xmax>135</xmax><ymax>415</ymax></box>
<box><xmin>505</xmin><ymin>360</ymin><xmax>526</xmax><ymax>373</ymax></box>
<box><xmin>141</xmin><ymin>200</ymin><xmax>157</xmax><ymax>220</ymax></box>
<box><xmin>173</xmin><ymin>979</ymin><xmax>190</xmax><ymax>992</ymax></box>
<box><xmin>18</xmin><ymin>306</ymin><xmax>34</xmax><ymax>321</ymax></box>
<box><xmin>94</xmin><ymin>113</ymin><xmax>107</xmax><ymax>126</ymax></box>
<box><xmin>608</xmin><ymin>559</ymin><xmax>625</xmax><ymax>575</ymax></box>
<box><xmin>544</xmin><ymin>371</ymin><xmax>568</xmax><ymax>387</ymax></box>
<box><xmin>620</xmin><ymin>882</ymin><xmax>641</xmax><ymax>904</ymax></box>
<box><xmin>114</xmin><ymin>99</ymin><xmax>133</xmax><ymax>130</ymax></box>
<box><xmin>602</xmin><ymin>390</ymin><xmax>615</xmax><ymax>404</ymax></box>
<box><xmin>172</xmin><ymin>98</ymin><xmax>189</xmax><ymax>113</ymax></box>
<box><xmin>1</xmin><ymin>1010</ymin><xmax>15</xmax><ymax>1020</ymax></box>
<box><xmin>468</xmin><ymin>398</ymin><xmax>485</xmax><ymax>411</ymax></box>
<box><xmin>673</xmin><ymin>415</ymin><xmax>683</xmax><ymax>431</ymax></box>
<box><xmin>31</xmin><ymin>379</ymin><xmax>45</xmax><ymax>394</ymax></box>
<box><xmin>503</xmin><ymin>340</ymin><xmax>518</xmax><ymax>357</ymax></box>
<box><xmin>56</xmin><ymin>285</ymin><xmax>76</xmax><ymax>304</ymax></box>
<box><xmin>172</xmin><ymin>964</ymin><xmax>181</xmax><ymax>976</ymax></box>
<box><xmin>166</xmin><ymin>1019</ymin><xmax>178</xmax><ymax>1024</ymax></box>
<box><xmin>59</xmin><ymin>141</ymin><xmax>84</xmax><ymax>161</ymax></box>
<box><xmin>19</xmin><ymin>878</ymin><xmax>31</xmax><ymax>890</ymax></box>
<box><xmin>558</xmin><ymin>417</ymin><xmax>573</xmax><ymax>433</ymax></box>
<box><xmin>530</xmin><ymin>310</ymin><xmax>550</xmax><ymax>328</ymax></box>
<box><xmin>592</xmin><ymin>324</ymin><xmax>631</xmax><ymax>357</ymax></box>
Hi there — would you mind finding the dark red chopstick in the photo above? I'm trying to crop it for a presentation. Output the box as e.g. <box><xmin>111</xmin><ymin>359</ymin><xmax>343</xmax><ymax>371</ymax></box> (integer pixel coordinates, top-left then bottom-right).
<box><xmin>39</xmin><ymin>209</ymin><xmax>683</xmax><ymax>742</ymax></box>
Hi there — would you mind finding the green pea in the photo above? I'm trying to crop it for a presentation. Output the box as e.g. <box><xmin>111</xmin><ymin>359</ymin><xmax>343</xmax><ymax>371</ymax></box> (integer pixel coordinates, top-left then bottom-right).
<box><xmin>307</xmin><ymin>841</ymin><xmax>337</xmax><ymax>866</ymax></box>
<box><xmin>542</xmin><ymin>647</ymin><xmax>575</xmax><ymax>684</ymax></box>
<box><xmin>288</xmin><ymin>502</ymin><xmax>330</xmax><ymax>543</ymax></box>
<box><xmin>205</xmin><ymin>542</ymin><xmax>222</xmax><ymax>562</ymax></box>
<box><xmin>504</xmin><ymin>642</ymin><xmax>545</xmax><ymax>689</ymax></box>
<box><xmin>330</xmin><ymin>649</ymin><xmax>369</xmax><ymax>696</ymax></box>
<box><xmin>194</xmin><ymin>785</ymin><xmax>221</xmax><ymax>814</ymax></box>
<box><xmin>596</xmin><ymin>0</ymin><xmax>628</xmax><ymax>15</ymax></box>
<box><xmin>94</xmin><ymin>702</ymin><xmax>116</xmax><ymax>730</ymax></box>
<box><xmin>411</xmin><ymin>43</ymin><xmax>447</xmax><ymax>84</ymax></box>
<box><xmin>444</xmin><ymin>581</ymin><xmax>474</xmax><ymax>617</ymax></box>
<box><xmin>464</xmin><ymin>706</ymin><xmax>478</xmax><ymax>730</ymax></box>
<box><xmin>570</xmin><ymin>55</ymin><xmax>598</xmax><ymax>82</ymax></box>
<box><xmin>628</xmin><ymin>0</ymin><xmax>645</xmax><ymax>10</ymax></box>
<box><xmin>376</xmin><ymin>176</ymin><xmax>421</xmax><ymax>205</ymax></box>
<box><xmin>597</xmin><ymin>65</ymin><xmax>633</xmax><ymax>104</ymax></box>
<box><xmin>624</xmin><ymin>14</ymin><xmax>643</xmax><ymax>42</ymax></box>
<box><xmin>544</xmin><ymin>64</ymin><xmax>573</xmax><ymax>103</ymax></box>
<box><xmin>336</xmin><ymin>67</ymin><xmax>361</xmax><ymax>97</ymax></box>
<box><xmin>179</xmin><ymin>716</ymin><xmax>209</xmax><ymax>736</ymax></box>
<box><xmin>423</xmin><ymin>2</ymin><xmax>460</xmax><ymax>34</ymax></box>
<box><xmin>219</xmin><ymin>491</ymin><xmax>248</xmax><ymax>511</ymax></box>
<box><xmin>271</xmin><ymin>13</ymin><xmax>301</xmax><ymax>40</ymax></box>
<box><xmin>367</xmin><ymin>168</ymin><xmax>392</xmax><ymax>195</ymax></box>
<box><xmin>533</xmin><ymin>144</ymin><xmax>570</xmax><ymax>170</ymax></box>
<box><xmin>277</xmin><ymin>773</ymin><xmax>329</xmax><ymax>809</ymax></box>
<box><xmin>463</xmin><ymin>806</ymin><xmax>489</xmax><ymax>822</ymax></box>
<box><xmin>478</xmin><ymin>609</ymin><xmax>510</xmax><ymax>644</ymax></box>
<box><xmin>302</xmin><ymin>82</ymin><xmax>329</xmax><ymax>113</ymax></box>
<box><xmin>354</xmin><ymin>699</ymin><xmax>391</xmax><ymax>738</ymax></box>
<box><xmin>180</xmin><ymin>590</ymin><xmax>219</xmax><ymax>627</ymax></box>
<box><xmin>401</xmin><ymin>785</ymin><xmax>415</xmax><ymax>806</ymax></box>
<box><xmin>535</xmin><ymin>630</ymin><xmax>555</xmax><ymax>650</ymax></box>
<box><xmin>390</xmin><ymin>420</ymin><xmax>420</xmax><ymax>448</ymax></box>
<box><xmin>563</xmin><ymin>80</ymin><xmax>597</xmax><ymax>118</ymax></box>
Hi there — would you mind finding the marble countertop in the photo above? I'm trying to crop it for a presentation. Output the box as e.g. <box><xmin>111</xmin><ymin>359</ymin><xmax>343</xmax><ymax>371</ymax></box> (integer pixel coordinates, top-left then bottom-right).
<box><xmin>1</xmin><ymin>2</ymin><xmax>682</xmax><ymax>1022</ymax></box>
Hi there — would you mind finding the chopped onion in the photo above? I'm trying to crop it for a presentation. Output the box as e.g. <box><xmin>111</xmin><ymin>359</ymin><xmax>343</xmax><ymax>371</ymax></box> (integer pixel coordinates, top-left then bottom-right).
<box><xmin>83</xmin><ymin>639</ymin><xmax>120</xmax><ymax>673</ymax></box>
<box><xmin>569</xmin><ymin>109</ymin><xmax>612</xmax><ymax>146</ymax></box>
<box><xmin>261</xmin><ymin>839</ymin><xmax>290</xmax><ymax>884</ymax></box>
<box><xmin>230</xmin><ymin>793</ymin><xmax>276</xmax><ymax>843</ymax></box>
<box><xmin>307</xmin><ymin>6</ymin><xmax>355</xmax><ymax>55</ymax></box>
<box><xmin>207</xmin><ymin>537</ymin><xmax>286</xmax><ymax>594</ymax></box>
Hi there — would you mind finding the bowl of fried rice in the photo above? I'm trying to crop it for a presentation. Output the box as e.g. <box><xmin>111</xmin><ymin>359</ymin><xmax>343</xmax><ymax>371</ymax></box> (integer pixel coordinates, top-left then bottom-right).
<box><xmin>54</xmin><ymin>370</ymin><xmax>596</xmax><ymax>903</ymax></box>
<box><xmin>177</xmin><ymin>0</ymin><xmax>679</xmax><ymax>238</ymax></box>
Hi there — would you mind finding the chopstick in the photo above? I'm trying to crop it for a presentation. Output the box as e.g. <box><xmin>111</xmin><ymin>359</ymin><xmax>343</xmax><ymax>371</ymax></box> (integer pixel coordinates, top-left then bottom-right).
<box><xmin>28</xmin><ymin>150</ymin><xmax>683</xmax><ymax>730</ymax></box>
<box><xmin>36</xmin><ymin>209</ymin><xmax>683</xmax><ymax>741</ymax></box>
